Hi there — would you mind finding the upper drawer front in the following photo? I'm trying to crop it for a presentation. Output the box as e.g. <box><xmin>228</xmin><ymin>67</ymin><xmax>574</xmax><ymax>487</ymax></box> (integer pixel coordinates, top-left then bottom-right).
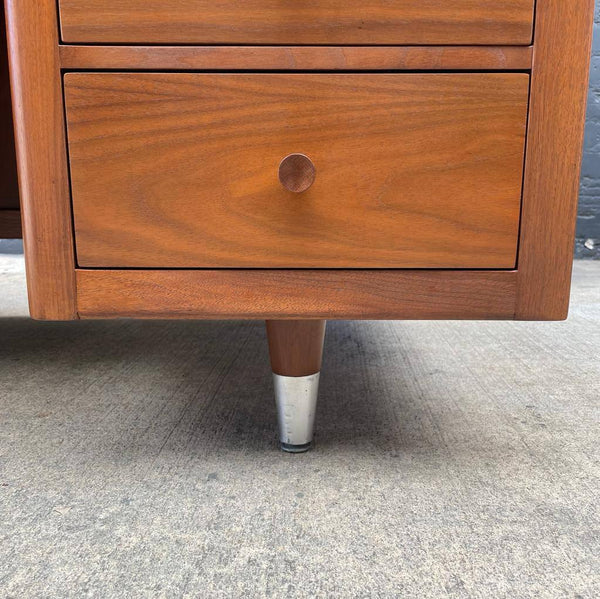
<box><xmin>64</xmin><ymin>73</ymin><xmax>528</xmax><ymax>269</ymax></box>
<box><xmin>58</xmin><ymin>1</ymin><xmax>535</xmax><ymax>45</ymax></box>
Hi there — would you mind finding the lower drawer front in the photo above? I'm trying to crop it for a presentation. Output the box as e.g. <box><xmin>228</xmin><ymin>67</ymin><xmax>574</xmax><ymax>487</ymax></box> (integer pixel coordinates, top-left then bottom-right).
<box><xmin>64</xmin><ymin>73</ymin><xmax>529</xmax><ymax>269</ymax></box>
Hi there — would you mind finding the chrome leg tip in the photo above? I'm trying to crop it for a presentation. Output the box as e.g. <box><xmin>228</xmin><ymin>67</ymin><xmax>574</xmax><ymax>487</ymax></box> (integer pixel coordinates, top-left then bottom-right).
<box><xmin>274</xmin><ymin>372</ymin><xmax>320</xmax><ymax>451</ymax></box>
<box><xmin>280</xmin><ymin>441</ymin><xmax>312</xmax><ymax>454</ymax></box>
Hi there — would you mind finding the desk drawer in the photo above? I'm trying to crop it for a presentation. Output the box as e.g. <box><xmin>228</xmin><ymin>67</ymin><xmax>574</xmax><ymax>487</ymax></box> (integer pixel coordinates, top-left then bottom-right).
<box><xmin>64</xmin><ymin>73</ymin><xmax>528</xmax><ymax>269</ymax></box>
<box><xmin>58</xmin><ymin>1</ymin><xmax>535</xmax><ymax>45</ymax></box>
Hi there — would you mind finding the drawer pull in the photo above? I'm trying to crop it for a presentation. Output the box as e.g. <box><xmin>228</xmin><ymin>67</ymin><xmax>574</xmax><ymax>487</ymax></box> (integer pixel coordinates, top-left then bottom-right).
<box><xmin>278</xmin><ymin>154</ymin><xmax>316</xmax><ymax>193</ymax></box>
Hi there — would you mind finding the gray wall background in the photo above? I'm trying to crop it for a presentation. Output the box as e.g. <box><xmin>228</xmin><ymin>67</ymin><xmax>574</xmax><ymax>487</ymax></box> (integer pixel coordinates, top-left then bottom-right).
<box><xmin>578</xmin><ymin>0</ymin><xmax>600</xmax><ymax>258</ymax></box>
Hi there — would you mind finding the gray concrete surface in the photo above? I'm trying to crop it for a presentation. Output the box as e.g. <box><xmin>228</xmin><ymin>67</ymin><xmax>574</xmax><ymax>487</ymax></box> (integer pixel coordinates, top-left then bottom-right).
<box><xmin>0</xmin><ymin>255</ymin><xmax>599</xmax><ymax>598</ymax></box>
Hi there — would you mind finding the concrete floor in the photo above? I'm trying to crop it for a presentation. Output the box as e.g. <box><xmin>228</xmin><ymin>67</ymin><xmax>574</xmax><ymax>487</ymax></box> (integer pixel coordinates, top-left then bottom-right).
<box><xmin>0</xmin><ymin>255</ymin><xmax>598</xmax><ymax>598</ymax></box>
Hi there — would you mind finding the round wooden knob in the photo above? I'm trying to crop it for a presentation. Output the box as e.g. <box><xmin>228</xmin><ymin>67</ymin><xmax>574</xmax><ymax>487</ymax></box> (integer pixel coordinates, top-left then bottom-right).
<box><xmin>278</xmin><ymin>154</ymin><xmax>316</xmax><ymax>193</ymax></box>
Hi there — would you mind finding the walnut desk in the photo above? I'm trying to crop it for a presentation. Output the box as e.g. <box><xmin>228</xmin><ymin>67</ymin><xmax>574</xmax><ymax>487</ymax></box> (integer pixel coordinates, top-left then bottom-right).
<box><xmin>5</xmin><ymin>1</ymin><xmax>594</xmax><ymax>451</ymax></box>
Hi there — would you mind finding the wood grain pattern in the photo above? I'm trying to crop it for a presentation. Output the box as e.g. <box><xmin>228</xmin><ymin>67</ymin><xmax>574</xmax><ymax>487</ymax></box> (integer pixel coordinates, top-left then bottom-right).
<box><xmin>58</xmin><ymin>0</ymin><xmax>535</xmax><ymax>45</ymax></box>
<box><xmin>515</xmin><ymin>0</ymin><xmax>595</xmax><ymax>320</ymax></box>
<box><xmin>0</xmin><ymin>209</ymin><xmax>21</xmax><ymax>238</ymax></box>
<box><xmin>4</xmin><ymin>0</ymin><xmax>77</xmax><ymax>319</ymax></box>
<box><xmin>266</xmin><ymin>320</ymin><xmax>326</xmax><ymax>377</ymax></box>
<box><xmin>75</xmin><ymin>270</ymin><xmax>518</xmax><ymax>321</ymax></box>
<box><xmin>0</xmin><ymin>2</ymin><xmax>19</xmax><ymax>214</ymax></box>
<box><xmin>58</xmin><ymin>45</ymin><xmax>534</xmax><ymax>72</ymax></box>
<box><xmin>65</xmin><ymin>73</ymin><xmax>529</xmax><ymax>269</ymax></box>
<box><xmin>7</xmin><ymin>0</ymin><xmax>591</xmax><ymax>322</ymax></box>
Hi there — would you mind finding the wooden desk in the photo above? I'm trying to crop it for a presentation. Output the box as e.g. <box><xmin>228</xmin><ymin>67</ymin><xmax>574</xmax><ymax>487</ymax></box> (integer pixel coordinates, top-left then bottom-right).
<box><xmin>4</xmin><ymin>0</ymin><xmax>594</xmax><ymax>451</ymax></box>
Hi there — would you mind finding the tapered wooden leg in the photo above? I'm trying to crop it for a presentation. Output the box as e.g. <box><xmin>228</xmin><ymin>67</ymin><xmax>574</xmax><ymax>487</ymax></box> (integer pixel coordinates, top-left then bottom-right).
<box><xmin>266</xmin><ymin>320</ymin><xmax>326</xmax><ymax>453</ymax></box>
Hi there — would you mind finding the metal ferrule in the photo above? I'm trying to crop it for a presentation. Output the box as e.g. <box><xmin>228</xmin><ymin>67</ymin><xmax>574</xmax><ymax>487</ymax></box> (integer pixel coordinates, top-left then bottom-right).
<box><xmin>273</xmin><ymin>372</ymin><xmax>320</xmax><ymax>453</ymax></box>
